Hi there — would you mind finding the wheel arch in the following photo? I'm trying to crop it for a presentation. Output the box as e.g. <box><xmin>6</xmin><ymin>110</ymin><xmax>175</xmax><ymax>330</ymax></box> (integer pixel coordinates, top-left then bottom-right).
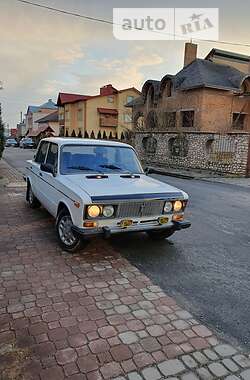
<box><xmin>56</xmin><ymin>201</ymin><xmax>75</xmax><ymax>225</ymax></box>
<box><xmin>57</xmin><ymin>201</ymin><xmax>70</xmax><ymax>215</ymax></box>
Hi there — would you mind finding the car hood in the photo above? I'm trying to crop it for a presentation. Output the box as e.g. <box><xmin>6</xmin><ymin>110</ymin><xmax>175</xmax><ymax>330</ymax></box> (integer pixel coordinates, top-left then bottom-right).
<box><xmin>62</xmin><ymin>173</ymin><xmax>187</xmax><ymax>201</ymax></box>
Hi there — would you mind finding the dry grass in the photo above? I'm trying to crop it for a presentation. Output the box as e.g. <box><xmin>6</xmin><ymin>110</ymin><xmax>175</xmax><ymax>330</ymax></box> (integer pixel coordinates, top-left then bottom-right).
<box><xmin>0</xmin><ymin>343</ymin><xmax>31</xmax><ymax>380</ymax></box>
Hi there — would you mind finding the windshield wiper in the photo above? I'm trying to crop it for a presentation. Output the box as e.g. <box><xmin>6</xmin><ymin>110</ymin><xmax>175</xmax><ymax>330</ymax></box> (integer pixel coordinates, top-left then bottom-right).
<box><xmin>99</xmin><ymin>164</ymin><xmax>123</xmax><ymax>171</ymax></box>
<box><xmin>68</xmin><ymin>166</ymin><xmax>102</xmax><ymax>173</ymax></box>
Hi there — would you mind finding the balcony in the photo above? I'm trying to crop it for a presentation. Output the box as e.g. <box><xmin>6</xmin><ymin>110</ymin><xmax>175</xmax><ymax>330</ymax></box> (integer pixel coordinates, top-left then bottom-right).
<box><xmin>99</xmin><ymin>116</ymin><xmax>118</xmax><ymax>128</ymax></box>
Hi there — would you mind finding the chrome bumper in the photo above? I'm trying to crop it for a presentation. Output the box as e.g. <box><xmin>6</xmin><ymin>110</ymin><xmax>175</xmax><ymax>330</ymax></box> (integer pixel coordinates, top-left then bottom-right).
<box><xmin>72</xmin><ymin>220</ymin><xmax>191</xmax><ymax>239</ymax></box>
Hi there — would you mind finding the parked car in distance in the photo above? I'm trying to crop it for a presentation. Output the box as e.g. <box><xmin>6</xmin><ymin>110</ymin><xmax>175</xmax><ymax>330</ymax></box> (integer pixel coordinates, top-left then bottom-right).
<box><xmin>5</xmin><ymin>138</ymin><xmax>18</xmax><ymax>147</ymax></box>
<box><xmin>25</xmin><ymin>138</ymin><xmax>191</xmax><ymax>252</ymax></box>
<box><xmin>20</xmin><ymin>137</ymin><xmax>36</xmax><ymax>149</ymax></box>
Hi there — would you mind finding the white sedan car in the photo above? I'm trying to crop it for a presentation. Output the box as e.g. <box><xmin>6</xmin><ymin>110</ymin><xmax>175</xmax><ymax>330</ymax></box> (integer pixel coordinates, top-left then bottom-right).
<box><xmin>25</xmin><ymin>138</ymin><xmax>191</xmax><ymax>252</ymax></box>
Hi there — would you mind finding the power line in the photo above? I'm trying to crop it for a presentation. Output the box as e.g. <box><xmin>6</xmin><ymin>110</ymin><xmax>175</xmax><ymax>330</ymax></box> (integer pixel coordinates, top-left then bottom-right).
<box><xmin>15</xmin><ymin>0</ymin><xmax>250</xmax><ymax>49</ymax></box>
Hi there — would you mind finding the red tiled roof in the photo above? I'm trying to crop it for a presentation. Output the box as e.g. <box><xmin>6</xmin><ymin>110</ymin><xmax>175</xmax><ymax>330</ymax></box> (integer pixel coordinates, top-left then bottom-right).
<box><xmin>57</xmin><ymin>92</ymin><xmax>92</xmax><ymax>106</ymax></box>
<box><xmin>57</xmin><ymin>87</ymin><xmax>141</xmax><ymax>106</ymax></box>
<box><xmin>97</xmin><ymin>108</ymin><xmax>118</xmax><ymax>115</ymax></box>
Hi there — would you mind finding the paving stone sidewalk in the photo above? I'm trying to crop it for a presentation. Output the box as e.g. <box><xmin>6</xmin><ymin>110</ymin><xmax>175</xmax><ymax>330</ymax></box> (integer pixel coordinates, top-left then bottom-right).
<box><xmin>0</xmin><ymin>162</ymin><xmax>250</xmax><ymax>380</ymax></box>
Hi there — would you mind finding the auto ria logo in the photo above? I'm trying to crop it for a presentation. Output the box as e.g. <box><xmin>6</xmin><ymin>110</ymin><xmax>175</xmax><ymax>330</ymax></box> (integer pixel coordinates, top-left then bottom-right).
<box><xmin>113</xmin><ymin>8</ymin><xmax>219</xmax><ymax>41</ymax></box>
<box><xmin>181</xmin><ymin>12</ymin><xmax>214</xmax><ymax>35</ymax></box>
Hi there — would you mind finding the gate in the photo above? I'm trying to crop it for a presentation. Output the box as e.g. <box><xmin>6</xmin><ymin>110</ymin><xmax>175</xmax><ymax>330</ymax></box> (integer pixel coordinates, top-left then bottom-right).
<box><xmin>209</xmin><ymin>136</ymin><xmax>235</xmax><ymax>163</ymax></box>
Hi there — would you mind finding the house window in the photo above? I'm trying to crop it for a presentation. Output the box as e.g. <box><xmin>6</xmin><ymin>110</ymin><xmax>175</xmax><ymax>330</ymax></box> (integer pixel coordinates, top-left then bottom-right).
<box><xmin>166</xmin><ymin>82</ymin><xmax>172</xmax><ymax>97</ymax></box>
<box><xmin>123</xmin><ymin>114</ymin><xmax>132</xmax><ymax>123</ymax></box>
<box><xmin>107</xmin><ymin>96</ymin><xmax>114</xmax><ymax>103</ymax></box>
<box><xmin>165</xmin><ymin>112</ymin><xmax>176</xmax><ymax>128</ymax></box>
<box><xmin>65</xmin><ymin>110</ymin><xmax>70</xmax><ymax>121</ymax></box>
<box><xmin>232</xmin><ymin>113</ymin><xmax>245</xmax><ymax>130</ymax></box>
<box><xmin>127</xmin><ymin>95</ymin><xmax>134</xmax><ymax>103</ymax></box>
<box><xmin>77</xmin><ymin>109</ymin><xmax>83</xmax><ymax>122</ymax></box>
<box><xmin>181</xmin><ymin>110</ymin><xmax>194</xmax><ymax>128</ymax></box>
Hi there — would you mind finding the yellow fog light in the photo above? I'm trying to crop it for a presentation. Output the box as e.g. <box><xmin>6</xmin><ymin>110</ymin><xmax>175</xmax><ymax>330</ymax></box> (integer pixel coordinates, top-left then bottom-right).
<box><xmin>172</xmin><ymin>214</ymin><xmax>184</xmax><ymax>222</ymax></box>
<box><xmin>87</xmin><ymin>205</ymin><xmax>101</xmax><ymax>218</ymax></box>
<box><xmin>173</xmin><ymin>200</ymin><xmax>183</xmax><ymax>212</ymax></box>
<box><xmin>158</xmin><ymin>216</ymin><xmax>169</xmax><ymax>225</ymax></box>
<box><xmin>83</xmin><ymin>221</ymin><xmax>97</xmax><ymax>228</ymax></box>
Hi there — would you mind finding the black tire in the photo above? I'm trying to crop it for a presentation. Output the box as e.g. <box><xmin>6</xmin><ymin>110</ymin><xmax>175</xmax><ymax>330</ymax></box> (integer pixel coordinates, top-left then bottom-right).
<box><xmin>27</xmin><ymin>182</ymin><xmax>41</xmax><ymax>208</ymax></box>
<box><xmin>56</xmin><ymin>209</ymin><xmax>89</xmax><ymax>253</ymax></box>
<box><xmin>147</xmin><ymin>228</ymin><xmax>175</xmax><ymax>240</ymax></box>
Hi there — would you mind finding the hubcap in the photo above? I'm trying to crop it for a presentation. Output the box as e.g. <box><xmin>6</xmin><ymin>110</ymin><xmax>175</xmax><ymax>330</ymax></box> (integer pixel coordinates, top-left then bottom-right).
<box><xmin>58</xmin><ymin>215</ymin><xmax>77</xmax><ymax>246</ymax></box>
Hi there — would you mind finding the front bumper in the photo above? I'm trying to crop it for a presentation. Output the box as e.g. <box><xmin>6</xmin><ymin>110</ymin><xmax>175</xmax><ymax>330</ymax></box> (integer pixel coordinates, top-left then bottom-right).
<box><xmin>72</xmin><ymin>220</ymin><xmax>191</xmax><ymax>239</ymax></box>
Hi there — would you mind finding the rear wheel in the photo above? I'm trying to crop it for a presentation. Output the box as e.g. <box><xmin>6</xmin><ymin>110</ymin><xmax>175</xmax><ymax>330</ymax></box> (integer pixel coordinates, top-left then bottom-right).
<box><xmin>56</xmin><ymin>209</ymin><xmax>88</xmax><ymax>252</ymax></box>
<box><xmin>147</xmin><ymin>228</ymin><xmax>175</xmax><ymax>240</ymax></box>
<box><xmin>27</xmin><ymin>183</ymin><xmax>40</xmax><ymax>208</ymax></box>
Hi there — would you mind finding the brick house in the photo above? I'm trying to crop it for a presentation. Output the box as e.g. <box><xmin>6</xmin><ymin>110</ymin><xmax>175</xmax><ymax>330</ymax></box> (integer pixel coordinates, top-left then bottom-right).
<box><xmin>128</xmin><ymin>43</ymin><xmax>250</xmax><ymax>176</ymax></box>
<box><xmin>57</xmin><ymin>84</ymin><xmax>140</xmax><ymax>140</ymax></box>
<box><xmin>130</xmin><ymin>43</ymin><xmax>250</xmax><ymax>133</ymax></box>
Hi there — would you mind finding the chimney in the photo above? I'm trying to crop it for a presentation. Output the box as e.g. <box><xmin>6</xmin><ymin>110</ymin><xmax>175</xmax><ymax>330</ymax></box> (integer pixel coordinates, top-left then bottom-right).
<box><xmin>184</xmin><ymin>42</ymin><xmax>197</xmax><ymax>67</ymax></box>
<box><xmin>100</xmin><ymin>84</ymin><xmax>117</xmax><ymax>96</ymax></box>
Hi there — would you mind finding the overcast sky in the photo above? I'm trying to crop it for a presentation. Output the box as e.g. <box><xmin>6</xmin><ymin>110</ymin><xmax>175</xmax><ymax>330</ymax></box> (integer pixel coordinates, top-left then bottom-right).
<box><xmin>1</xmin><ymin>0</ymin><xmax>250</xmax><ymax>129</ymax></box>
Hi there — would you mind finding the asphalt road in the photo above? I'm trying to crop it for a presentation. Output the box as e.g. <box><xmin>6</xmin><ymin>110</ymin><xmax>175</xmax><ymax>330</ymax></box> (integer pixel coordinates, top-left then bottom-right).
<box><xmin>3</xmin><ymin>147</ymin><xmax>250</xmax><ymax>350</ymax></box>
<box><xmin>3</xmin><ymin>146</ymin><xmax>35</xmax><ymax>176</ymax></box>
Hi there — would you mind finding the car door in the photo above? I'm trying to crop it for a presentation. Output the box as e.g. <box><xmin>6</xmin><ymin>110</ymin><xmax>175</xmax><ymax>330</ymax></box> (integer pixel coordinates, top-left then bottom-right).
<box><xmin>32</xmin><ymin>141</ymin><xmax>50</xmax><ymax>204</ymax></box>
<box><xmin>39</xmin><ymin>142</ymin><xmax>59</xmax><ymax>216</ymax></box>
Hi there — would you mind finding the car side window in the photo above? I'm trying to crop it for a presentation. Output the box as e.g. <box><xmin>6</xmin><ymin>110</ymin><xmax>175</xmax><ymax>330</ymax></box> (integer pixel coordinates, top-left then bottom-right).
<box><xmin>35</xmin><ymin>142</ymin><xmax>49</xmax><ymax>164</ymax></box>
<box><xmin>46</xmin><ymin>143</ymin><xmax>58</xmax><ymax>172</ymax></box>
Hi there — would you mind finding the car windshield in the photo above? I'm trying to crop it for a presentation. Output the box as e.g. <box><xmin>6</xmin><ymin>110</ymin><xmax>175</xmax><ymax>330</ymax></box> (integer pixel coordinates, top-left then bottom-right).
<box><xmin>25</xmin><ymin>138</ymin><xmax>33</xmax><ymax>142</ymax></box>
<box><xmin>60</xmin><ymin>144</ymin><xmax>143</xmax><ymax>175</ymax></box>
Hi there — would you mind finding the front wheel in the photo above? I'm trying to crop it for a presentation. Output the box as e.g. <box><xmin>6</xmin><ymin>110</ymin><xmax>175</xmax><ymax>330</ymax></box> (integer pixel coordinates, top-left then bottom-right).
<box><xmin>27</xmin><ymin>183</ymin><xmax>40</xmax><ymax>208</ymax></box>
<box><xmin>56</xmin><ymin>210</ymin><xmax>88</xmax><ymax>252</ymax></box>
<box><xmin>146</xmin><ymin>228</ymin><xmax>175</xmax><ymax>240</ymax></box>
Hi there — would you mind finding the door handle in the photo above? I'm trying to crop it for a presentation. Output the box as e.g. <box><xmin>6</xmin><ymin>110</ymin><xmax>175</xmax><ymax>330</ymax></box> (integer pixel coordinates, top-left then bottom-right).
<box><xmin>39</xmin><ymin>172</ymin><xmax>43</xmax><ymax>177</ymax></box>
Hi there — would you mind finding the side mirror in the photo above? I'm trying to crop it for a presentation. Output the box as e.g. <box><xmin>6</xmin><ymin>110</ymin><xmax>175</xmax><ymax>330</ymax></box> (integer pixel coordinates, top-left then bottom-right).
<box><xmin>40</xmin><ymin>163</ymin><xmax>56</xmax><ymax>176</ymax></box>
<box><xmin>144</xmin><ymin>167</ymin><xmax>151</xmax><ymax>175</ymax></box>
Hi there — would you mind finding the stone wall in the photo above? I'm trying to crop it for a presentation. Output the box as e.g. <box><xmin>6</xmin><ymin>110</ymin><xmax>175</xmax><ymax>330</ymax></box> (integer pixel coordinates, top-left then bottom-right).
<box><xmin>134</xmin><ymin>131</ymin><xmax>250</xmax><ymax>176</ymax></box>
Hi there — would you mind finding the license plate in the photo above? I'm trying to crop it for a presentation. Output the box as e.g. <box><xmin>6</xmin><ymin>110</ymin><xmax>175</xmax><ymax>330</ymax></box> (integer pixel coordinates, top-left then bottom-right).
<box><xmin>158</xmin><ymin>216</ymin><xmax>169</xmax><ymax>225</ymax></box>
<box><xmin>120</xmin><ymin>219</ymin><xmax>133</xmax><ymax>228</ymax></box>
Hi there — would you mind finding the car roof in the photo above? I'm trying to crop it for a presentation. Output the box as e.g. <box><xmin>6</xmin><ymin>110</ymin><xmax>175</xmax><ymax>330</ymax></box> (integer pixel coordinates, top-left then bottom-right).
<box><xmin>40</xmin><ymin>137</ymin><xmax>132</xmax><ymax>148</ymax></box>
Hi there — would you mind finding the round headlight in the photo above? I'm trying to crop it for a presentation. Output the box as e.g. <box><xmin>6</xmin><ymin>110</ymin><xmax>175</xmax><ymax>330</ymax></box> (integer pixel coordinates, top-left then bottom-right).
<box><xmin>164</xmin><ymin>201</ymin><xmax>172</xmax><ymax>213</ymax></box>
<box><xmin>173</xmin><ymin>200</ymin><xmax>183</xmax><ymax>212</ymax></box>
<box><xmin>103</xmin><ymin>205</ymin><xmax>114</xmax><ymax>218</ymax></box>
<box><xmin>87</xmin><ymin>205</ymin><xmax>101</xmax><ymax>218</ymax></box>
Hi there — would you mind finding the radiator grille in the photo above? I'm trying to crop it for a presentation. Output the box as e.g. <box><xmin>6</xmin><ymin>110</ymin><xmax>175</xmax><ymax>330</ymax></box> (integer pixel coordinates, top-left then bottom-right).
<box><xmin>117</xmin><ymin>200</ymin><xmax>165</xmax><ymax>218</ymax></box>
